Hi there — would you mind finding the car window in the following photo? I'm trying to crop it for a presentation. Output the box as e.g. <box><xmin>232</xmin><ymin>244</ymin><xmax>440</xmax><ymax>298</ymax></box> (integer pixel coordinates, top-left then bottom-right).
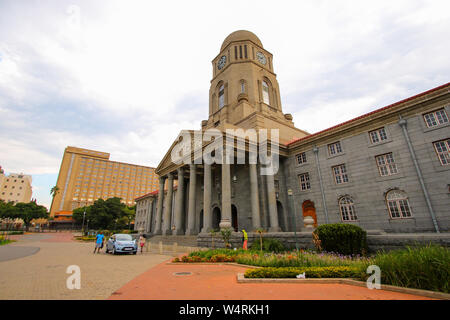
<box><xmin>115</xmin><ymin>234</ymin><xmax>132</xmax><ymax>241</ymax></box>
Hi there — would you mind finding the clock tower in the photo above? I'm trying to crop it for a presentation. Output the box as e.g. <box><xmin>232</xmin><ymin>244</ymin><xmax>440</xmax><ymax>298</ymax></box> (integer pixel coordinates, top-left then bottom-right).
<box><xmin>202</xmin><ymin>30</ymin><xmax>308</xmax><ymax>144</ymax></box>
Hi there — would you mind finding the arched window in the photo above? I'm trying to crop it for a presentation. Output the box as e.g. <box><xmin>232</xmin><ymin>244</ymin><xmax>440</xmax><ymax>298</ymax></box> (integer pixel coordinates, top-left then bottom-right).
<box><xmin>386</xmin><ymin>190</ymin><xmax>412</xmax><ymax>219</ymax></box>
<box><xmin>339</xmin><ymin>196</ymin><xmax>357</xmax><ymax>221</ymax></box>
<box><xmin>218</xmin><ymin>84</ymin><xmax>225</xmax><ymax>109</ymax></box>
<box><xmin>262</xmin><ymin>80</ymin><xmax>270</xmax><ymax>105</ymax></box>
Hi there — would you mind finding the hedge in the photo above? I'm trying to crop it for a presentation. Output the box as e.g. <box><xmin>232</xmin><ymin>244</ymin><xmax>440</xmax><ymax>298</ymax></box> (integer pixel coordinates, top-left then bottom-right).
<box><xmin>313</xmin><ymin>223</ymin><xmax>368</xmax><ymax>255</ymax></box>
<box><xmin>245</xmin><ymin>266</ymin><xmax>363</xmax><ymax>279</ymax></box>
<box><xmin>250</xmin><ymin>238</ymin><xmax>286</xmax><ymax>252</ymax></box>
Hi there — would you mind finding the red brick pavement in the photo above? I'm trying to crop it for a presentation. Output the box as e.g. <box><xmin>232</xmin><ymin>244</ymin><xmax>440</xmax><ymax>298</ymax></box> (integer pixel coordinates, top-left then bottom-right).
<box><xmin>108</xmin><ymin>261</ymin><xmax>434</xmax><ymax>300</ymax></box>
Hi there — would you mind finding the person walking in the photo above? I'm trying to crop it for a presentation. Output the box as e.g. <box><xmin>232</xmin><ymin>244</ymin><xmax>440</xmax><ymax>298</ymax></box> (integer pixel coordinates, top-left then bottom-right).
<box><xmin>139</xmin><ymin>234</ymin><xmax>146</xmax><ymax>254</ymax></box>
<box><xmin>93</xmin><ymin>231</ymin><xmax>104</xmax><ymax>254</ymax></box>
<box><xmin>242</xmin><ymin>229</ymin><xmax>248</xmax><ymax>250</ymax></box>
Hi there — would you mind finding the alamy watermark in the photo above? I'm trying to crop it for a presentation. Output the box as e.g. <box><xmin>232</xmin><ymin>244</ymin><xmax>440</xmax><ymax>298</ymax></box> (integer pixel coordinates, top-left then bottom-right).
<box><xmin>66</xmin><ymin>265</ymin><xmax>81</xmax><ymax>290</ymax></box>
<box><xmin>366</xmin><ymin>265</ymin><xmax>381</xmax><ymax>289</ymax></box>
<box><xmin>170</xmin><ymin>128</ymin><xmax>280</xmax><ymax>175</ymax></box>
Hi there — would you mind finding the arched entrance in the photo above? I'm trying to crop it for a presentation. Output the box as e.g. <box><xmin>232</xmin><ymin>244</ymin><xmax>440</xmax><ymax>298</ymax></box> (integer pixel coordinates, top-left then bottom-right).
<box><xmin>302</xmin><ymin>200</ymin><xmax>318</xmax><ymax>227</ymax></box>
<box><xmin>212</xmin><ymin>207</ymin><xmax>221</xmax><ymax>230</ymax></box>
<box><xmin>276</xmin><ymin>201</ymin><xmax>285</xmax><ymax>231</ymax></box>
<box><xmin>231</xmin><ymin>205</ymin><xmax>238</xmax><ymax>232</ymax></box>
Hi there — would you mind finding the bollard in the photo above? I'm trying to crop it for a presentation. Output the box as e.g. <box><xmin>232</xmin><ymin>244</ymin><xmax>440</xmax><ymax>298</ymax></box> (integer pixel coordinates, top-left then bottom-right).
<box><xmin>159</xmin><ymin>241</ymin><xmax>163</xmax><ymax>255</ymax></box>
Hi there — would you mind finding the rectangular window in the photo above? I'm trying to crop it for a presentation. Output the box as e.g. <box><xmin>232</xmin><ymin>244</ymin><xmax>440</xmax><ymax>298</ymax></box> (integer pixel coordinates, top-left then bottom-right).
<box><xmin>234</xmin><ymin>46</ymin><xmax>238</xmax><ymax>59</ymax></box>
<box><xmin>298</xmin><ymin>173</ymin><xmax>311</xmax><ymax>191</ymax></box>
<box><xmin>244</xmin><ymin>45</ymin><xmax>248</xmax><ymax>58</ymax></box>
<box><xmin>262</xmin><ymin>81</ymin><xmax>270</xmax><ymax>105</ymax></box>
<box><xmin>296</xmin><ymin>152</ymin><xmax>307</xmax><ymax>164</ymax></box>
<box><xmin>239</xmin><ymin>45</ymin><xmax>242</xmax><ymax>59</ymax></box>
<box><xmin>433</xmin><ymin>139</ymin><xmax>450</xmax><ymax>165</ymax></box>
<box><xmin>424</xmin><ymin>109</ymin><xmax>449</xmax><ymax>128</ymax></box>
<box><xmin>332</xmin><ymin>164</ymin><xmax>348</xmax><ymax>184</ymax></box>
<box><xmin>375</xmin><ymin>153</ymin><xmax>398</xmax><ymax>176</ymax></box>
<box><xmin>328</xmin><ymin>141</ymin><xmax>343</xmax><ymax>156</ymax></box>
<box><xmin>369</xmin><ymin>127</ymin><xmax>388</xmax><ymax>144</ymax></box>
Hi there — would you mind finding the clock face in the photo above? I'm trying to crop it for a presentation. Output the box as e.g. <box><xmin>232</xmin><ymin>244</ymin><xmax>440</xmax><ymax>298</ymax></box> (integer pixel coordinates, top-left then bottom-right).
<box><xmin>256</xmin><ymin>52</ymin><xmax>267</xmax><ymax>65</ymax></box>
<box><xmin>217</xmin><ymin>55</ymin><xmax>227</xmax><ymax>70</ymax></box>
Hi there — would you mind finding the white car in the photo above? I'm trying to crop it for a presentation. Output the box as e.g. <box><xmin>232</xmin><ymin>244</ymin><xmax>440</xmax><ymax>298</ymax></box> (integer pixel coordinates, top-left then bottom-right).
<box><xmin>105</xmin><ymin>234</ymin><xmax>137</xmax><ymax>255</ymax></box>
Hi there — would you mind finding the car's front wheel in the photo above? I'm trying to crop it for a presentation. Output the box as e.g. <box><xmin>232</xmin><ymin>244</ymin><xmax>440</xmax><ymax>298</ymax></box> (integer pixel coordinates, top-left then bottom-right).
<box><xmin>112</xmin><ymin>247</ymin><xmax>117</xmax><ymax>255</ymax></box>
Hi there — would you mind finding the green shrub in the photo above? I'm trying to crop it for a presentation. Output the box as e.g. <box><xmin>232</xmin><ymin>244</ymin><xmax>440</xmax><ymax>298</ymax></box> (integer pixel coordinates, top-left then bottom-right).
<box><xmin>363</xmin><ymin>245</ymin><xmax>450</xmax><ymax>293</ymax></box>
<box><xmin>245</xmin><ymin>266</ymin><xmax>362</xmax><ymax>279</ymax></box>
<box><xmin>313</xmin><ymin>224</ymin><xmax>367</xmax><ymax>255</ymax></box>
<box><xmin>250</xmin><ymin>238</ymin><xmax>286</xmax><ymax>252</ymax></box>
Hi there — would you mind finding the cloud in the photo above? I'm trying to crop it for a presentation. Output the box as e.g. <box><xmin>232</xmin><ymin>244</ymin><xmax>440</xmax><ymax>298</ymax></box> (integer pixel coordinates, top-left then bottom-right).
<box><xmin>0</xmin><ymin>0</ymin><xmax>449</xmax><ymax>207</ymax></box>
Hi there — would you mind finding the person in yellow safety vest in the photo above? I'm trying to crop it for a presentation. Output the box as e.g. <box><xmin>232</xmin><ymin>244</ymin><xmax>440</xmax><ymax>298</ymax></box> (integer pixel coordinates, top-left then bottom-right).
<box><xmin>242</xmin><ymin>229</ymin><xmax>248</xmax><ymax>250</ymax></box>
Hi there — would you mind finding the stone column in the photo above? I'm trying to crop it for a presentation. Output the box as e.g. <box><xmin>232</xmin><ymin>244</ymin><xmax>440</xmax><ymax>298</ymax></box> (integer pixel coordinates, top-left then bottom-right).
<box><xmin>186</xmin><ymin>164</ymin><xmax>197</xmax><ymax>235</ymax></box>
<box><xmin>173</xmin><ymin>167</ymin><xmax>185</xmax><ymax>235</ymax></box>
<box><xmin>220</xmin><ymin>155</ymin><xmax>232</xmax><ymax>229</ymax></box>
<box><xmin>162</xmin><ymin>173</ymin><xmax>174</xmax><ymax>235</ymax></box>
<box><xmin>201</xmin><ymin>164</ymin><xmax>212</xmax><ymax>233</ymax></box>
<box><xmin>146</xmin><ymin>200</ymin><xmax>153</xmax><ymax>233</ymax></box>
<box><xmin>154</xmin><ymin>177</ymin><xmax>165</xmax><ymax>235</ymax></box>
<box><xmin>266</xmin><ymin>171</ymin><xmax>280</xmax><ymax>232</ymax></box>
<box><xmin>249</xmin><ymin>163</ymin><xmax>261</xmax><ymax>230</ymax></box>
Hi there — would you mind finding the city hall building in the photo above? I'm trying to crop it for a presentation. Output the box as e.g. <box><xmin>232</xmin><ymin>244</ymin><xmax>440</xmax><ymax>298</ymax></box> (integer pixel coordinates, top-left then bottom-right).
<box><xmin>136</xmin><ymin>30</ymin><xmax>449</xmax><ymax>248</ymax></box>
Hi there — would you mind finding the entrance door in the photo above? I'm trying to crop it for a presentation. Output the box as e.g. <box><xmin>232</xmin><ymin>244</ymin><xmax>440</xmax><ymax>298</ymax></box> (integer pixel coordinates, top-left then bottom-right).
<box><xmin>302</xmin><ymin>200</ymin><xmax>317</xmax><ymax>227</ymax></box>
<box><xmin>212</xmin><ymin>207</ymin><xmax>221</xmax><ymax>230</ymax></box>
<box><xmin>231</xmin><ymin>205</ymin><xmax>238</xmax><ymax>232</ymax></box>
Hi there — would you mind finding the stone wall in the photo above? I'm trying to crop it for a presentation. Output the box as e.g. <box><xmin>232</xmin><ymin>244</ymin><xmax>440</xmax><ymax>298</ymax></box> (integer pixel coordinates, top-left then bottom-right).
<box><xmin>196</xmin><ymin>231</ymin><xmax>450</xmax><ymax>252</ymax></box>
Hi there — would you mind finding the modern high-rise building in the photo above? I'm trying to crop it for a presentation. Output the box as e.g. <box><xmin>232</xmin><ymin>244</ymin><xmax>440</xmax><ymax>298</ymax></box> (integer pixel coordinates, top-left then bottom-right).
<box><xmin>49</xmin><ymin>146</ymin><xmax>158</xmax><ymax>217</ymax></box>
<box><xmin>0</xmin><ymin>166</ymin><xmax>33</xmax><ymax>204</ymax></box>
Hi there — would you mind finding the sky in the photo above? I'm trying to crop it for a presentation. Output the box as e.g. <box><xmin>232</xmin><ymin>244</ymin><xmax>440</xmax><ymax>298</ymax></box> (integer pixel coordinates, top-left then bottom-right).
<box><xmin>0</xmin><ymin>0</ymin><xmax>449</xmax><ymax>210</ymax></box>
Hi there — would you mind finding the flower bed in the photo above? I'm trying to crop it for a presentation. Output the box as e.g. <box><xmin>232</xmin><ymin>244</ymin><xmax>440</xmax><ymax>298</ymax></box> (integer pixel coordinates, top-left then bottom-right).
<box><xmin>173</xmin><ymin>253</ymin><xmax>235</xmax><ymax>263</ymax></box>
<box><xmin>244</xmin><ymin>266</ymin><xmax>363</xmax><ymax>279</ymax></box>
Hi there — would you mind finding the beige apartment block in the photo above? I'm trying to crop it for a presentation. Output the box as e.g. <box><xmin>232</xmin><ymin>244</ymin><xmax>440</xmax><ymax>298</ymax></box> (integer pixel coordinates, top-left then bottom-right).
<box><xmin>0</xmin><ymin>167</ymin><xmax>33</xmax><ymax>204</ymax></box>
<box><xmin>49</xmin><ymin>146</ymin><xmax>158</xmax><ymax>217</ymax></box>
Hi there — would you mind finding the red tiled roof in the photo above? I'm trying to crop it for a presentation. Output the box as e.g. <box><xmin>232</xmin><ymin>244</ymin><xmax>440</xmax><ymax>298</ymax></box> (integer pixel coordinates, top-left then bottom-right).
<box><xmin>134</xmin><ymin>185</ymin><xmax>179</xmax><ymax>201</ymax></box>
<box><xmin>287</xmin><ymin>82</ymin><xmax>450</xmax><ymax>146</ymax></box>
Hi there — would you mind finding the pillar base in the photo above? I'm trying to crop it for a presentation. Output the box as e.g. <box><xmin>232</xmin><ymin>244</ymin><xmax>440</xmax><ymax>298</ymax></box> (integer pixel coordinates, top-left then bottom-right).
<box><xmin>185</xmin><ymin>229</ymin><xmax>197</xmax><ymax>236</ymax></box>
<box><xmin>219</xmin><ymin>220</ymin><xmax>232</xmax><ymax>229</ymax></box>
<box><xmin>153</xmin><ymin>230</ymin><xmax>162</xmax><ymax>235</ymax></box>
<box><xmin>162</xmin><ymin>229</ymin><xmax>172</xmax><ymax>236</ymax></box>
<box><xmin>200</xmin><ymin>227</ymin><xmax>211</xmax><ymax>234</ymax></box>
<box><xmin>269</xmin><ymin>226</ymin><xmax>281</xmax><ymax>232</ymax></box>
<box><xmin>173</xmin><ymin>229</ymin><xmax>185</xmax><ymax>235</ymax></box>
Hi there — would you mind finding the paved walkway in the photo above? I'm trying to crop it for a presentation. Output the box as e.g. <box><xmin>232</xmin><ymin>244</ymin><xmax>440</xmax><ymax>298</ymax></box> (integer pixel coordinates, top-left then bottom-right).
<box><xmin>109</xmin><ymin>262</ymin><xmax>434</xmax><ymax>300</ymax></box>
<box><xmin>0</xmin><ymin>232</ymin><xmax>171</xmax><ymax>299</ymax></box>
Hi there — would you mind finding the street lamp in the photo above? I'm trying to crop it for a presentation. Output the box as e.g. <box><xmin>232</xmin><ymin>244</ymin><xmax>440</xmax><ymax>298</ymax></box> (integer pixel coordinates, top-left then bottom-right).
<box><xmin>287</xmin><ymin>189</ymin><xmax>298</xmax><ymax>251</ymax></box>
<box><xmin>81</xmin><ymin>210</ymin><xmax>86</xmax><ymax>235</ymax></box>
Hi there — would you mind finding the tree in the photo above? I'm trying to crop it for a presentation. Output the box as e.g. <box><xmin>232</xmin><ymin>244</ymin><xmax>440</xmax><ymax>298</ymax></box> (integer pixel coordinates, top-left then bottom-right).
<box><xmin>13</xmin><ymin>202</ymin><xmax>48</xmax><ymax>231</ymax></box>
<box><xmin>72</xmin><ymin>197</ymin><xmax>136</xmax><ymax>230</ymax></box>
<box><xmin>50</xmin><ymin>186</ymin><xmax>60</xmax><ymax>198</ymax></box>
<box><xmin>220</xmin><ymin>228</ymin><xmax>232</xmax><ymax>249</ymax></box>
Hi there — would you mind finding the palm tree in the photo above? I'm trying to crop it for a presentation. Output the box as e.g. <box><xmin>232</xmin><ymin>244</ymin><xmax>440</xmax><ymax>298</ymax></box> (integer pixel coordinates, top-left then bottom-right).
<box><xmin>50</xmin><ymin>186</ymin><xmax>60</xmax><ymax>198</ymax></box>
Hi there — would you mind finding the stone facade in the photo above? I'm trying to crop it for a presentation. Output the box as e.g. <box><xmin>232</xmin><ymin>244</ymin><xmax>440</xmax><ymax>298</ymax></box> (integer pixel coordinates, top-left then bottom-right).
<box><xmin>136</xmin><ymin>30</ymin><xmax>449</xmax><ymax>249</ymax></box>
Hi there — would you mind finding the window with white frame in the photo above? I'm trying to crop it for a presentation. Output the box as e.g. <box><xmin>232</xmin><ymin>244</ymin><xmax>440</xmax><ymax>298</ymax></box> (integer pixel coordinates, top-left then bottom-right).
<box><xmin>433</xmin><ymin>139</ymin><xmax>450</xmax><ymax>165</ymax></box>
<box><xmin>375</xmin><ymin>153</ymin><xmax>398</xmax><ymax>176</ymax></box>
<box><xmin>328</xmin><ymin>141</ymin><xmax>343</xmax><ymax>156</ymax></box>
<box><xmin>332</xmin><ymin>164</ymin><xmax>348</xmax><ymax>184</ymax></box>
<box><xmin>296</xmin><ymin>152</ymin><xmax>307</xmax><ymax>164</ymax></box>
<box><xmin>218</xmin><ymin>84</ymin><xmax>225</xmax><ymax>108</ymax></box>
<box><xmin>298</xmin><ymin>173</ymin><xmax>311</xmax><ymax>191</ymax></box>
<box><xmin>386</xmin><ymin>190</ymin><xmax>412</xmax><ymax>219</ymax></box>
<box><xmin>423</xmin><ymin>108</ymin><xmax>449</xmax><ymax>128</ymax></box>
<box><xmin>262</xmin><ymin>80</ymin><xmax>270</xmax><ymax>105</ymax></box>
<box><xmin>339</xmin><ymin>196</ymin><xmax>357</xmax><ymax>221</ymax></box>
<box><xmin>369</xmin><ymin>127</ymin><xmax>388</xmax><ymax>144</ymax></box>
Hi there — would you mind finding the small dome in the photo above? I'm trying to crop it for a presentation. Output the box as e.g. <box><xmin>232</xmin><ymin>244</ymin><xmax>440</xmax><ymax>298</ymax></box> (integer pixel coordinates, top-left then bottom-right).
<box><xmin>221</xmin><ymin>30</ymin><xmax>263</xmax><ymax>51</ymax></box>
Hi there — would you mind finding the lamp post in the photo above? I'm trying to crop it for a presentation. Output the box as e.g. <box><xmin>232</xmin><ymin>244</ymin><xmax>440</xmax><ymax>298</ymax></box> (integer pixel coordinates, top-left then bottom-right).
<box><xmin>86</xmin><ymin>219</ymin><xmax>89</xmax><ymax>235</ymax></box>
<box><xmin>81</xmin><ymin>210</ymin><xmax>86</xmax><ymax>235</ymax></box>
<box><xmin>287</xmin><ymin>189</ymin><xmax>298</xmax><ymax>250</ymax></box>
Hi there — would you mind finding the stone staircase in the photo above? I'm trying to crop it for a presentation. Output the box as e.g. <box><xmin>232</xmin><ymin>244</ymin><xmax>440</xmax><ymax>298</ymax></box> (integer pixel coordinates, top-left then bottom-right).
<box><xmin>146</xmin><ymin>235</ymin><xmax>199</xmax><ymax>247</ymax></box>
